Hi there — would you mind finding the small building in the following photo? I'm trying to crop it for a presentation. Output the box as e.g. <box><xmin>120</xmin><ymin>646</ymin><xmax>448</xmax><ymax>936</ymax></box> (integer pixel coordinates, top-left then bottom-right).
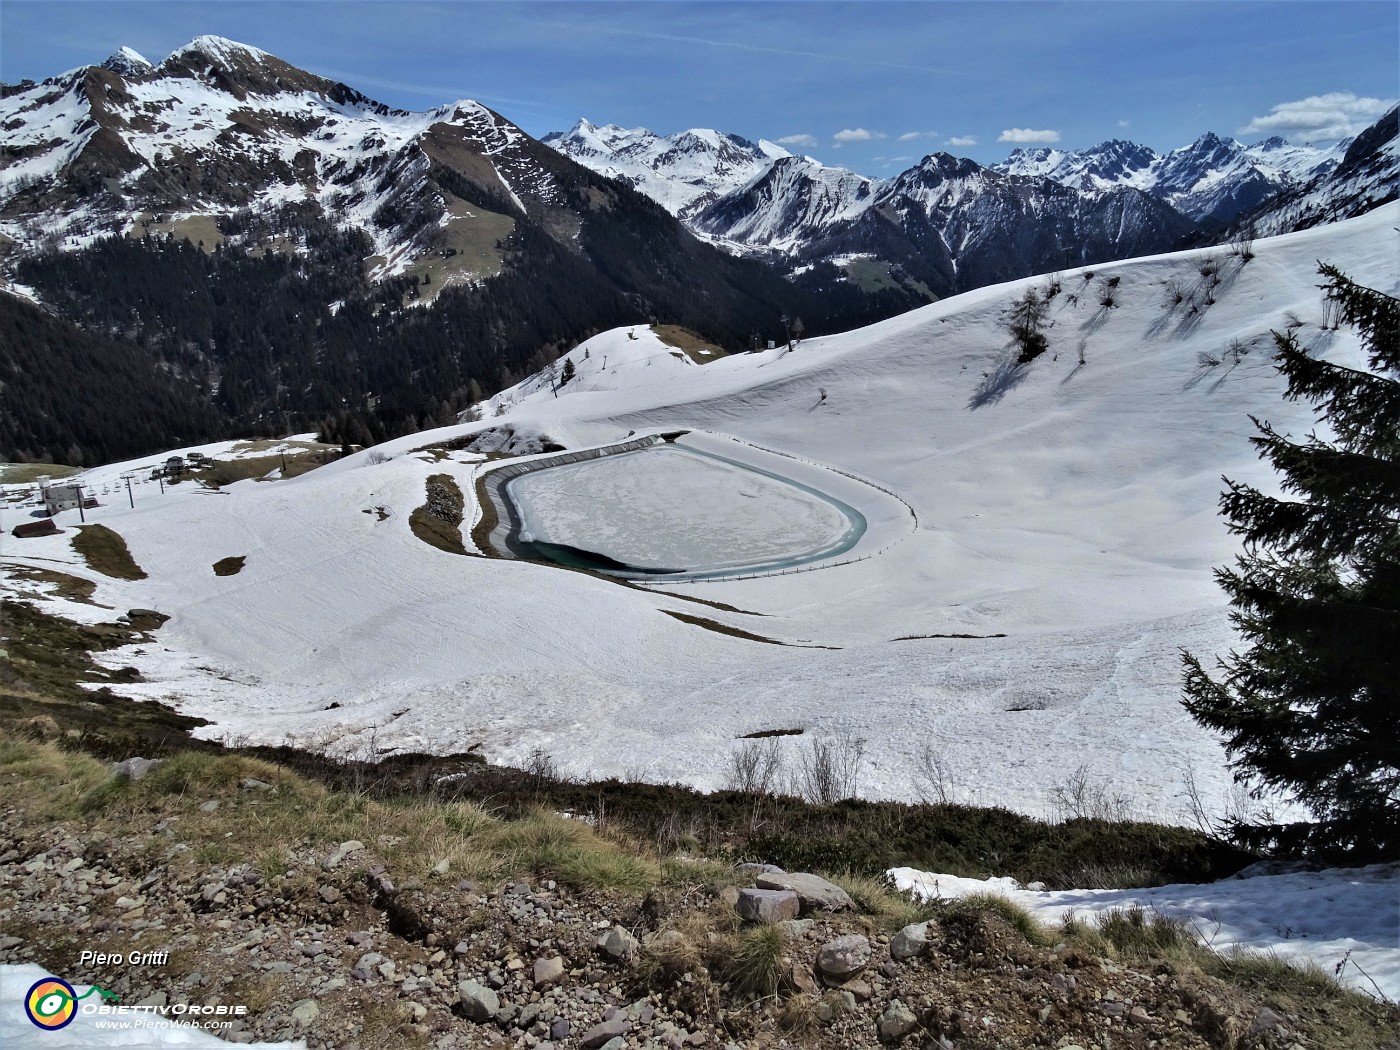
<box><xmin>11</xmin><ymin>519</ymin><xmax>61</xmax><ymax>539</ymax></box>
<box><xmin>40</xmin><ymin>481</ymin><xmax>83</xmax><ymax>516</ymax></box>
<box><xmin>165</xmin><ymin>456</ymin><xmax>184</xmax><ymax>477</ymax></box>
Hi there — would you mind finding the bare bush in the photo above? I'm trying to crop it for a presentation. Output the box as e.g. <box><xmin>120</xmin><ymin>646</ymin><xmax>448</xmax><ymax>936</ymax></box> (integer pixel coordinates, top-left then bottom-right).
<box><xmin>914</xmin><ymin>741</ymin><xmax>959</xmax><ymax>805</ymax></box>
<box><xmin>795</xmin><ymin>733</ymin><xmax>866</xmax><ymax>803</ymax></box>
<box><xmin>728</xmin><ymin>739</ymin><xmax>785</xmax><ymax>797</ymax></box>
<box><xmin>524</xmin><ymin>747</ymin><xmax>564</xmax><ymax>790</ymax></box>
<box><xmin>1226</xmin><ymin>338</ymin><xmax>1249</xmax><ymax>364</ymax></box>
<box><xmin>1179</xmin><ymin>758</ymin><xmax>1275</xmax><ymax>839</ymax></box>
<box><xmin>1198</xmin><ymin>255</ymin><xmax>1221</xmax><ymax>278</ymax></box>
<box><xmin>1046</xmin><ymin>271</ymin><xmax>1063</xmax><ymax>299</ymax></box>
<box><xmin>1229</xmin><ymin>224</ymin><xmax>1256</xmax><ymax>261</ymax></box>
<box><xmin>1283</xmin><ymin>311</ymin><xmax>1304</xmax><ymax>329</ymax></box>
<box><xmin>1197</xmin><ymin>351</ymin><xmax>1222</xmax><ymax>369</ymax></box>
<box><xmin>365</xmin><ymin>450</ymin><xmax>389</xmax><ymax>465</ymax></box>
<box><xmin>1049</xmin><ymin>764</ymin><xmax>1134</xmax><ymax>822</ymax></box>
<box><xmin>1162</xmin><ymin>279</ymin><xmax>1187</xmax><ymax>308</ymax></box>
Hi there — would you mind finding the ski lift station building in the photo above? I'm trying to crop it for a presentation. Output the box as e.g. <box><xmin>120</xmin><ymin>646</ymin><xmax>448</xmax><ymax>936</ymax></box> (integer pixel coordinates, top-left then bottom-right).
<box><xmin>40</xmin><ymin>480</ymin><xmax>83</xmax><ymax>515</ymax></box>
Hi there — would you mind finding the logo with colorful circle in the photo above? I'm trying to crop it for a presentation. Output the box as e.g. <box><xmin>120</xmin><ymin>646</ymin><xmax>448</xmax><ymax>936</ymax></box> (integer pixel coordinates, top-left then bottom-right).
<box><xmin>24</xmin><ymin>976</ymin><xmax>119</xmax><ymax>1030</ymax></box>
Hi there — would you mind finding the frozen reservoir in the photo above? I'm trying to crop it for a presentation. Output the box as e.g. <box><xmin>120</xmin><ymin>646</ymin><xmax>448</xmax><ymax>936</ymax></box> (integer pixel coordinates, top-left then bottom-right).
<box><xmin>500</xmin><ymin>442</ymin><xmax>867</xmax><ymax>578</ymax></box>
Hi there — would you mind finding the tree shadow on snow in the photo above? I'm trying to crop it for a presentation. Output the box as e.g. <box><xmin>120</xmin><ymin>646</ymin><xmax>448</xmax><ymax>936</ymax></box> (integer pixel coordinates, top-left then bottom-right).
<box><xmin>968</xmin><ymin>356</ymin><xmax>1029</xmax><ymax>409</ymax></box>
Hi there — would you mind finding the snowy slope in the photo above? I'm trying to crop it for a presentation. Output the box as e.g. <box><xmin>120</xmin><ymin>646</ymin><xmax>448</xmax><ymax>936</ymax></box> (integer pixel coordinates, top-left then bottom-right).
<box><xmin>3</xmin><ymin>203</ymin><xmax>1395</xmax><ymax>826</ymax></box>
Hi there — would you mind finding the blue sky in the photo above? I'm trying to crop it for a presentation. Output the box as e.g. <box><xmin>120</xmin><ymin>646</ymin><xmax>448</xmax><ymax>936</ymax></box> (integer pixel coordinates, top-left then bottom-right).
<box><xmin>2</xmin><ymin>2</ymin><xmax>1396</xmax><ymax>172</ymax></box>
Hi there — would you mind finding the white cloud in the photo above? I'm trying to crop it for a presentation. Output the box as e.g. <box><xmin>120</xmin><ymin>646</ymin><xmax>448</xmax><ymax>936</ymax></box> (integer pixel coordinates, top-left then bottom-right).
<box><xmin>897</xmin><ymin>130</ymin><xmax>938</xmax><ymax>142</ymax></box>
<box><xmin>775</xmin><ymin>133</ymin><xmax>818</xmax><ymax>148</ymax></box>
<box><xmin>1117</xmin><ymin>120</ymin><xmax>1131</xmax><ymax>128</ymax></box>
<box><xmin>998</xmin><ymin>128</ymin><xmax>1061</xmax><ymax>144</ymax></box>
<box><xmin>946</xmin><ymin>135</ymin><xmax>978</xmax><ymax>147</ymax></box>
<box><xmin>1240</xmin><ymin>92</ymin><xmax>1397</xmax><ymax>141</ymax></box>
<box><xmin>833</xmin><ymin>127</ymin><xmax>886</xmax><ymax>146</ymax></box>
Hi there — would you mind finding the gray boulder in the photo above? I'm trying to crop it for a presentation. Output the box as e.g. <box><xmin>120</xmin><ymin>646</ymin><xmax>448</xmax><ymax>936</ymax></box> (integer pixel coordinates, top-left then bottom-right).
<box><xmin>890</xmin><ymin>921</ymin><xmax>931</xmax><ymax>960</ymax></box>
<box><xmin>755</xmin><ymin>871</ymin><xmax>854</xmax><ymax>913</ymax></box>
<box><xmin>736</xmin><ymin>887</ymin><xmax>800</xmax><ymax>924</ymax></box>
<box><xmin>457</xmin><ymin>979</ymin><xmax>499</xmax><ymax>1022</ymax></box>
<box><xmin>595</xmin><ymin>924</ymin><xmax>640</xmax><ymax>961</ymax></box>
<box><xmin>878</xmin><ymin>999</ymin><xmax>918</xmax><ymax>1042</ymax></box>
<box><xmin>816</xmin><ymin>934</ymin><xmax>871</xmax><ymax>979</ymax></box>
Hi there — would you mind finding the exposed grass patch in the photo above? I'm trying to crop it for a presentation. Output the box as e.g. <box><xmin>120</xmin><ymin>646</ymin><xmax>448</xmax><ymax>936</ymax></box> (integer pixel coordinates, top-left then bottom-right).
<box><xmin>212</xmin><ymin>555</ymin><xmax>246</xmax><ymax>577</ymax></box>
<box><xmin>643</xmin><ymin>589</ymin><xmax>767</xmax><ymax>616</ymax></box>
<box><xmin>892</xmin><ymin>632</ymin><xmax>1007</xmax><ymax>640</ymax></box>
<box><xmin>826</xmin><ymin>871</ymin><xmax>939</xmax><ymax>931</ymax></box>
<box><xmin>409</xmin><ymin>474</ymin><xmax>468</xmax><ymax>555</ymax></box>
<box><xmin>651</xmin><ymin>325</ymin><xmax>728</xmax><ymax>364</ymax></box>
<box><xmin>189</xmin><ymin>452</ymin><xmax>327</xmax><ymax>488</ymax></box>
<box><xmin>740</xmin><ymin>727</ymin><xmax>804</xmax><ymax>739</ymax></box>
<box><xmin>127</xmin><ymin>212</ymin><xmax>224</xmax><ymax>251</ymax></box>
<box><xmin>0</xmin><ymin>599</ymin><xmax>210</xmax><ymax>758</ymax></box>
<box><xmin>0</xmin><ymin>462</ymin><xmax>81</xmax><ymax>484</ymax></box>
<box><xmin>71</xmin><ymin>524</ymin><xmax>146</xmax><ymax>580</ymax></box>
<box><xmin>4</xmin><ymin>566</ymin><xmax>99</xmax><ymax>604</ymax></box>
<box><xmin>403</xmin><ymin>199</ymin><xmax>514</xmax><ymax>304</ymax></box>
<box><xmin>946</xmin><ymin>891</ymin><xmax>1053</xmax><ymax>946</ymax></box>
<box><xmin>661</xmin><ymin>610</ymin><xmax>837</xmax><ymax>648</ymax></box>
<box><xmin>840</xmin><ymin>257</ymin><xmax>936</xmax><ymax>300</ymax></box>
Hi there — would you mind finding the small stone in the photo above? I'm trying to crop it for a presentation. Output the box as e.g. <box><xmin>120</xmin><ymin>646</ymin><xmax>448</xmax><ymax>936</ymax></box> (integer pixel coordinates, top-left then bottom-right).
<box><xmin>533</xmin><ymin>956</ymin><xmax>565</xmax><ymax>989</ymax></box>
<box><xmin>323</xmin><ymin>840</ymin><xmax>364</xmax><ymax>870</ymax></box>
<box><xmin>239</xmin><ymin>778</ymin><xmax>272</xmax><ymax>790</ymax></box>
<box><xmin>787</xmin><ymin>960</ymin><xmax>816</xmax><ymax>995</ymax></box>
<box><xmin>549</xmin><ymin>1017</ymin><xmax>571</xmax><ymax>1040</ymax></box>
<box><xmin>595</xmin><ymin>925</ymin><xmax>640</xmax><ymax>961</ymax></box>
<box><xmin>816</xmin><ymin>935</ymin><xmax>871</xmax><ymax>979</ymax></box>
<box><xmin>290</xmin><ymin>1000</ymin><xmax>320</xmax><ymax>1026</ymax></box>
<box><xmin>198</xmin><ymin>800</ymin><xmax>220</xmax><ymax>814</ymax></box>
<box><xmin>736</xmin><ymin>887</ymin><xmax>800</xmax><ymax>924</ymax></box>
<box><xmin>581</xmin><ymin>1017</ymin><xmax>630</xmax><ymax>1048</ymax></box>
<box><xmin>1050</xmin><ymin>973</ymin><xmax>1077</xmax><ymax>994</ymax></box>
<box><xmin>1129</xmin><ymin>1005</ymin><xmax>1151</xmax><ymax>1025</ymax></box>
<box><xmin>457</xmin><ymin>979</ymin><xmax>499</xmax><ymax>1022</ymax></box>
<box><xmin>890</xmin><ymin>922</ymin><xmax>930</xmax><ymax>961</ymax></box>
<box><xmin>432</xmin><ymin>858</ymin><xmax>450</xmax><ymax>876</ymax></box>
<box><xmin>110</xmin><ymin>757</ymin><xmax>162</xmax><ymax>781</ymax></box>
<box><xmin>878</xmin><ymin>999</ymin><xmax>918</xmax><ymax>1042</ymax></box>
<box><xmin>319</xmin><ymin>886</ymin><xmax>341</xmax><ymax>904</ymax></box>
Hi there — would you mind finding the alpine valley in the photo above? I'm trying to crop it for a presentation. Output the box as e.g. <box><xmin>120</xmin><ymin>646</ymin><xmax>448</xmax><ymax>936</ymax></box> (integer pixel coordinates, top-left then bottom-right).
<box><xmin>0</xmin><ymin>36</ymin><xmax>1395</xmax><ymax>465</ymax></box>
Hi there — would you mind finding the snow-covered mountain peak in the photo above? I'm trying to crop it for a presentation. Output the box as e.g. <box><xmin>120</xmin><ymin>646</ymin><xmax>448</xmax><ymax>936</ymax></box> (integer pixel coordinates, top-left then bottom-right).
<box><xmin>101</xmin><ymin>46</ymin><xmax>153</xmax><ymax>76</ymax></box>
<box><xmin>164</xmin><ymin>35</ymin><xmax>274</xmax><ymax>68</ymax></box>
<box><xmin>544</xmin><ymin>119</ymin><xmax>792</xmax><ymax>218</ymax></box>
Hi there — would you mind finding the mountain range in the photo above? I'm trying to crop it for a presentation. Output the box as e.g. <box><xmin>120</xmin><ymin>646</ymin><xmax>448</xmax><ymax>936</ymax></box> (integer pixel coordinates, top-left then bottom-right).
<box><xmin>0</xmin><ymin>36</ymin><xmax>1394</xmax><ymax>465</ymax></box>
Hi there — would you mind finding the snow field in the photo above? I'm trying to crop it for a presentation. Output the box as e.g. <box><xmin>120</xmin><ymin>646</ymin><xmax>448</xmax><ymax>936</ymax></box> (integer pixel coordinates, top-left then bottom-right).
<box><xmin>1</xmin><ymin>204</ymin><xmax>1395</xmax><ymax>827</ymax></box>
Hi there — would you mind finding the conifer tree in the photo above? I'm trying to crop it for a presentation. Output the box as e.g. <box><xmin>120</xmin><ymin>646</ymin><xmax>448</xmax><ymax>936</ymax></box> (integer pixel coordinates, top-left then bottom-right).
<box><xmin>1182</xmin><ymin>265</ymin><xmax>1399</xmax><ymax>860</ymax></box>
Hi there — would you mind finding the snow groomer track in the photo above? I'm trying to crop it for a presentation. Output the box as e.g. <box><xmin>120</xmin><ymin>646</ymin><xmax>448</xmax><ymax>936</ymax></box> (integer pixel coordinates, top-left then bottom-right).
<box><xmin>476</xmin><ymin>430</ymin><xmax>915</xmax><ymax>581</ymax></box>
